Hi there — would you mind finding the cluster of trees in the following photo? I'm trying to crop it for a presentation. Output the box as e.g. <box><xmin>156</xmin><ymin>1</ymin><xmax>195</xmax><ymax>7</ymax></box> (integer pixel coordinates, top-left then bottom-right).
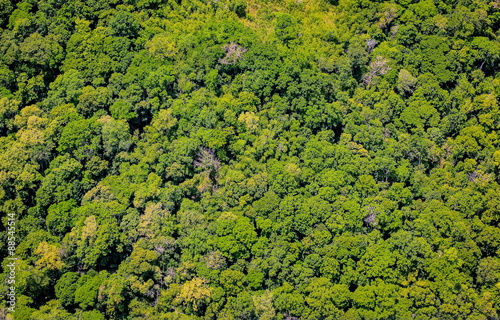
<box><xmin>0</xmin><ymin>0</ymin><xmax>499</xmax><ymax>319</ymax></box>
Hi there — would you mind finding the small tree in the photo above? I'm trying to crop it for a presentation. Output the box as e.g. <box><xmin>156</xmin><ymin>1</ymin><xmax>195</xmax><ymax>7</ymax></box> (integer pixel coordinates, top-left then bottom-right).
<box><xmin>220</xmin><ymin>42</ymin><xmax>247</xmax><ymax>65</ymax></box>
<box><xmin>194</xmin><ymin>147</ymin><xmax>221</xmax><ymax>192</ymax></box>
<box><xmin>194</xmin><ymin>147</ymin><xmax>220</xmax><ymax>176</ymax></box>
<box><xmin>362</xmin><ymin>56</ymin><xmax>391</xmax><ymax>86</ymax></box>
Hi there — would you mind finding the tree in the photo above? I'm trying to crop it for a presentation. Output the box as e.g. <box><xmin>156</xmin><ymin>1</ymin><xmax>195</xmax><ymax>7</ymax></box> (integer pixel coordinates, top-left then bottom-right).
<box><xmin>173</xmin><ymin>278</ymin><xmax>213</xmax><ymax>313</ymax></box>
<box><xmin>46</xmin><ymin>200</ymin><xmax>77</xmax><ymax>237</ymax></box>
<box><xmin>397</xmin><ymin>69</ymin><xmax>418</xmax><ymax>95</ymax></box>
<box><xmin>74</xmin><ymin>270</ymin><xmax>109</xmax><ymax>310</ymax></box>
<box><xmin>99</xmin><ymin>115</ymin><xmax>131</xmax><ymax>158</ymax></box>
<box><xmin>19</xmin><ymin>33</ymin><xmax>64</xmax><ymax>70</ymax></box>
<box><xmin>55</xmin><ymin>272</ymin><xmax>79</xmax><ymax>307</ymax></box>
<box><xmin>34</xmin><ymin>241</ymin><xmax>64</xmax><ymax>270</ymax></box>
<box><xmin>275</xmin><ymin>14</ymin><xmax>298</xmax><ymax>43</ymax></box>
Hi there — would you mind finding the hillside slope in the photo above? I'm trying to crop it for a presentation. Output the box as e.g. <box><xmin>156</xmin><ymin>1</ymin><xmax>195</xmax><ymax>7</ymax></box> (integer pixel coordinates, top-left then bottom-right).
<box><xmin>0</xmin><ymin>0</ymin><xmax>500</xmax><ymax>319</ymax></box>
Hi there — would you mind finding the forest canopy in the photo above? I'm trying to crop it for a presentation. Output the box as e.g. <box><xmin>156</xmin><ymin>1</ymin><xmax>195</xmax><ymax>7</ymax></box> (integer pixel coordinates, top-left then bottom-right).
<box><xmin>0</xmin><ymin>0</ymin><xmax>500</xmax><ymax>319</ymax></box>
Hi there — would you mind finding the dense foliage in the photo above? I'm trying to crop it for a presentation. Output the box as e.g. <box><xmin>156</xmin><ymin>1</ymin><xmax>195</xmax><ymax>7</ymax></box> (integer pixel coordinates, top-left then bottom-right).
<box><xmin>0</xmin><ymin>0</ymin><xmax>500</xmax><ymax>319</ymax></box>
